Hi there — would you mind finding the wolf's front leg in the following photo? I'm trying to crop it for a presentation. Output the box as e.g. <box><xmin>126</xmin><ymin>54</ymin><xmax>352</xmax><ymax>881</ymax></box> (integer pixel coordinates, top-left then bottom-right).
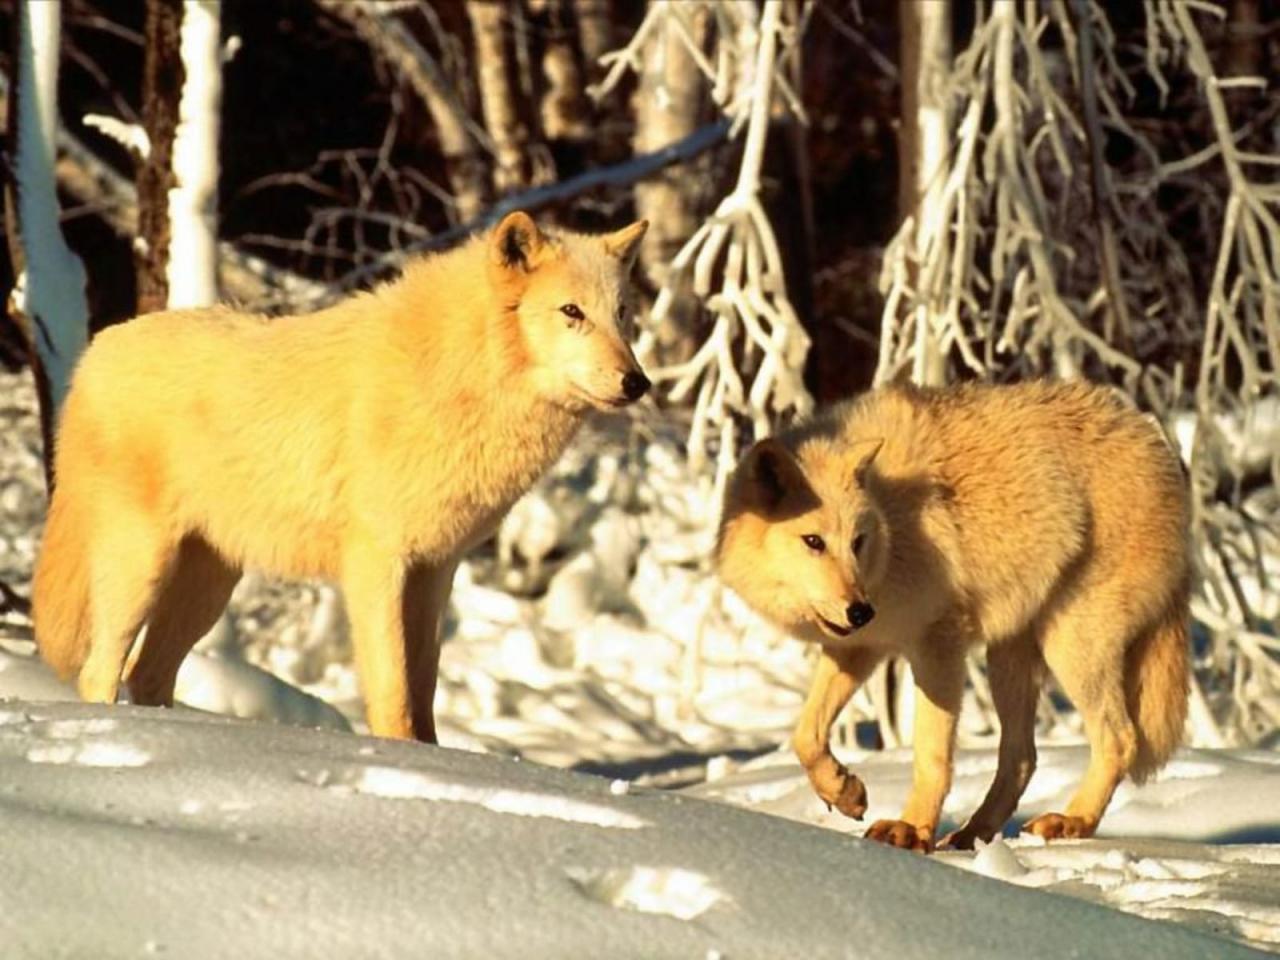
<box><xmin>403</xmin><ymin>561</ymin><xmax>459</xmax><ymax>744</ymax></box>
<box><xmin>865</xmin><ymin>648</ymin><xmax>965</xmax><ymax>852</ymax></box>
<box><xmin>343</xmin><ymin>544</ymin><xmax>414</xmax><ymax>740</ymax></box>
<box><xmin>792</xmin><ymin>645</ymin><xmax>885</xmax><ymax>820</ymax></box>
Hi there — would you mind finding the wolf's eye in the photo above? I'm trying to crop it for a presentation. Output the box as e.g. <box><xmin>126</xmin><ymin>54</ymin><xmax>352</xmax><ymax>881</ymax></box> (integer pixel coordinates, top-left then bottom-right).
<box><xmin>852</xmin><ymin>533</ymin><xmax>866</xmax><ymax>557</ymax></box>
<box><xmin>802</xmin><ymin>534</ymin><xmax>826</xmax><ymax>553</ymax></box>
<box><xmin>560</xmin><ymin>303</ymin><xmax>585</xmax><ymax>324</ymax></box>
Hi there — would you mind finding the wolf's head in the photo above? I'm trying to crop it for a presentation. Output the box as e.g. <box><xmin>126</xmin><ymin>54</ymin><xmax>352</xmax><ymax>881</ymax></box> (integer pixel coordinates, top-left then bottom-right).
<box><xmin>488</xmin><ymin>211</ymin><xmax>650</xmax><ymax>411</ymax></box>
<box><xmin>716</xmin><ymin>435</ymin><xmax>889</xmax><ymax>644</ymax></box>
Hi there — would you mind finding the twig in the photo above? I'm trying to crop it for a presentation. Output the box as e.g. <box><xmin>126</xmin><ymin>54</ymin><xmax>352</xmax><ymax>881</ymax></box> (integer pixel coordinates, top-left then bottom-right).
<box><xmin>302</xmin><ymin>118</ymin><xmax>731</xmax><ymax>305</ymax></box>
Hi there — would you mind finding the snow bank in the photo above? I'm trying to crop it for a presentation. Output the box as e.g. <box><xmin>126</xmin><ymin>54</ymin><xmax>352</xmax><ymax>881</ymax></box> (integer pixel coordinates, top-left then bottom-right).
<box><xmin>0</xmin><ymin>702</ymin><xmax>1264</xmax><ymax>960</ymax></box>
<box><xmin>693</xmin><ymin>743</ymin><xmax>1280</xmax><ymax>951</ymax></box>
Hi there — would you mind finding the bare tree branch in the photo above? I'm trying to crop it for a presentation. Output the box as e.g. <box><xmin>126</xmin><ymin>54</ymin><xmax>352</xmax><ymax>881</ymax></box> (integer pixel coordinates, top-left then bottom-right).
<box><xmin>299</xmin><ymin>117</ymin><xmax>731</xmax><ymax>306</ymax></box>
<box><xmin>315</xmin><ymin>0</ymin><xmax>490</xmax><ymax>223</ymax></box>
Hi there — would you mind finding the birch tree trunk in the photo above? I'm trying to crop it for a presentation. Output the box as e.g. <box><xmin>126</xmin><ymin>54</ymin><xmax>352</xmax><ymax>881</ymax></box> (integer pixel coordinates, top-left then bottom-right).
<box><xmin>167</xmin><ymin>0</ymin><xmax>221</xmax><ymax>308</ymax></box>
<box><xmin>572</xmin><ymin>0</ymin><xmax>614</xmax><ymax>82</ymax></box>
<box><xmin>632</xmin><ymin>2</ymin><xmax>708</xmax><ymax>364</ymax></box>
<box><xmin>572</xmin><ymin>0</ymin><xmax>625</xmax><ymax>165</ymax></box>
<box><xmin>869</xmin><ymin>0</ymin><xmax>951</xmax><ymax>747</ymax></box>
<box><xmin>897</xmin><ymin>0</ymin><xmax>951</xmax><ymax>388</ymax></box>
<box><xmin>4</xmin><ymin>0</ymin><xmax>90</xmax><ymax>488</ymax></box>
<box><xmin>537</xmin><ymin>0</ymin><xmax>590</xmax><ymax>143</ymax></box>
<box><xmin>467</xmin><ymin>0</ymin><xmax>527</xmax><ymax>194</ymax></box>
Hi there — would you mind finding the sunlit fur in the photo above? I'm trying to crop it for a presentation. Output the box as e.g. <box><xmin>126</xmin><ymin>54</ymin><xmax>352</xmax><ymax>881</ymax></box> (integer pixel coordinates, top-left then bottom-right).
<box><xmin>33</xmin><ymin>211</ymin><xmax>648</xmax><ymax>742</ymax></box>
<box><xmin>718</xmin><ymin>380</ymin><xmax>1191</xmax><ymax>850</ymax></box>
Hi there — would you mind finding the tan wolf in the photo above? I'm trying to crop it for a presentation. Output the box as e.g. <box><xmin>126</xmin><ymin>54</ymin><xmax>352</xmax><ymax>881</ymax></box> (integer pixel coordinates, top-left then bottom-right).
<box><xmin>717</xmin><ymin>380</ymin><xmax>1191</xmax><ymax>851</ymax></box>
<box><xmin>33</xmin><ymin>211</ymin><xmax>650</xmax><ymax>741</ymax></box>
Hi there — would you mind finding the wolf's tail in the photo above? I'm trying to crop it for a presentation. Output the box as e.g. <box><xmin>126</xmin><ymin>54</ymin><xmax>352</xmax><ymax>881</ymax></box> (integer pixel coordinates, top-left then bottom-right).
<box><xmin>33</xmin><ymin>485</ymin><xmax>92</xmax><ymax>683</ymax></box>
<box><xmin>1125</xmin><ymin>577</ymin><xmax>1191</xmax><ymax>783</ymax></box>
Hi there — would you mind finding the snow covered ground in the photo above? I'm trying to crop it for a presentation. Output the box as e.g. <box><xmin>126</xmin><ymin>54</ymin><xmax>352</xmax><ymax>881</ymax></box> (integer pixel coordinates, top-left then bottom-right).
<box><xmin>0</xmin><ymin>700</ymin><xmax>1273</xmax><ymax>959</ymax></box>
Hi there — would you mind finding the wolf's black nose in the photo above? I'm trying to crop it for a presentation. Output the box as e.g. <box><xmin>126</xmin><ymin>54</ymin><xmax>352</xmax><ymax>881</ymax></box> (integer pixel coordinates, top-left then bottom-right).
<box><xmin>622</xmin><ymin>370</ymin><xmax>650</xmax><ymax>401</ymax></box>
<box><xmin>848</xmin><ymin>602</ymin><xmax>875</xmax><ymax>628</ymax></box>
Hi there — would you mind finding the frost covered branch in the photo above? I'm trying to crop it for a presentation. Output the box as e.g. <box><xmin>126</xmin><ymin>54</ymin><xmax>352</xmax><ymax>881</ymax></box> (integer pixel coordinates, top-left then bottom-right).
<box><xmin>876</xmin><ymin>0</ymin><xmax>1142</xmax><ymax>389</ymax></box>
<box><xmin>594</xmin><ymin>1</ymin><xmax>814</xmax><ymax>503</ymax></box>
<box><xmin>875</xmin><ymin>0</ymin><xmax>1280</xmax><ymax>746</ymax></box>
<box><xmin>1163</xmin><ymin>0</ymin><xmax>1280</xmax><ymax>745</ymax></box>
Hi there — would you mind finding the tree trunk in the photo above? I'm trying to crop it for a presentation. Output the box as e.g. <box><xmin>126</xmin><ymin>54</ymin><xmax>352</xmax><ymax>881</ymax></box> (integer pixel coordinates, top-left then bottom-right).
<box><xmin>4</xmin><ymin>0</ymin><xmax>90</xmax><ymax>490</ymax></box>
<box><xmin>167</xmin><ymin>0</ymin><xmax>221</xmax><ymax>308</ymax></box>
<box><xmin>632</xmin><ymin>2</ymin><xmax>707</xmax><ymax>364</ymax></box>
<box><xmin>572</xmin><ymin>0</ymin><xmax>614</xmax><ymax>78</ymax></box>
<box><xmin>1224</xmin><ymin>0</ymin><xmax>1262</xmax><ymax>79</ymax></box>
<box><xmin>136</xmin><ymin>0</ymin><xmax>184</xmax><ymax>314</ymax></box>
<box><xmin>537</xmin><ymin>0</ymin><xmax>590</xmax><ymax>143</ymax></box>
<box><xmin>466</xmin><ymin>0</ymin><xmax>528</xmax><ymax>194</ymax></box>
<box><xmin>898</xmin><ymin>0</ymin><xmax>951</xmax><ymax>387</ymax></box>
<box><xmin>572</xmin><ymin>0</ymin><xmax>625</xmax><ymax>166</ymax></box>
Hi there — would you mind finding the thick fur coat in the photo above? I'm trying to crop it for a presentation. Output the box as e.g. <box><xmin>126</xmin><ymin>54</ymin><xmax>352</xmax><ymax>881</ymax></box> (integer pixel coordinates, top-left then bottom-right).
<box><xmin>717</xmin><ymin>380</ymin><xmax>1191</xmax><ymax>850</ymax></box>
<box><xmin>34</xmin><ymin>211</ymin><xmax>649</xmax><ymax>741</ymax></box>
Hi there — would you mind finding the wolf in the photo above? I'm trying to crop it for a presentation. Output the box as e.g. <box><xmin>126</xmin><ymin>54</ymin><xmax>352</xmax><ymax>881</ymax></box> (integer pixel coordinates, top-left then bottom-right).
<box><xmin>717</xmin><ymin>380</ymin><xmax>1191</xmax><ymax>851</ymax></box>
<box><xmin>34</xmin><ymin>211</ymin><xmax>649</xmax><ymax>741</ymax></box>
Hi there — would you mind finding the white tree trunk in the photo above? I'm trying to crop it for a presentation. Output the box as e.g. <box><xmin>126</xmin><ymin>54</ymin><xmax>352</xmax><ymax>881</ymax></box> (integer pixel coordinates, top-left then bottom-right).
<box><xmin>167</xmin><ymin>0</ymin><xmax>221</xmax><ymax>308</ymax></box>
<box><xmin>908</xmin><ymin>0</ymin><xmax>951</xmax><ymax>387</ymax></box>
<box><xmin>633</xmin><ymin>2</ymin><xmax>707</xmax><ymax>362</ymax></box>
<box><xmin>467</xmin><ymin>1</ymin><xmax>526</xmax><ymax>193</ymax></box>
<box><xmin>13</xmin><ymin>0</ymin><xmax>89</xmax><ymax>418</ymax></box>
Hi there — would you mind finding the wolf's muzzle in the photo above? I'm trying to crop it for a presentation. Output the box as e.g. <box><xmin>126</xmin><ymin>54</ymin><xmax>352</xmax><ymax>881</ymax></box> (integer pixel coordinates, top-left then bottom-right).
<box><xmin>621</xmin><ymin>370</ymin><xmax>651</xmax><ymax>402</ymax></box>
<box><xmin>848</xmin><ymin>602</ymin><xmax>875</xmax><ymax>628</ymax></box>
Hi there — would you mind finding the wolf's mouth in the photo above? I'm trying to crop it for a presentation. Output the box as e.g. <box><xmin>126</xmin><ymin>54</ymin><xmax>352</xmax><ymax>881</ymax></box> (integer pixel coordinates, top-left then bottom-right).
<box><xmin>577</xmin><ymin>388</ymin><xmax>635</xmax><ymax>410</ymax></box>
<box><xmin>817</xmin><ymin>615</ymin><xmax>853</xmax><ymax>638</ymax></box>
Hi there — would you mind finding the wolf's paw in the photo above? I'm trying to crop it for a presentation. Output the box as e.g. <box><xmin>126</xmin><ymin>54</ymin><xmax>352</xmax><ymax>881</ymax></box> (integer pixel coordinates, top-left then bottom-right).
<box><xmin>1022</xmin><ymin>812</ymin><xmax>1095</xmax><ymax>840</ymax></box>
<box><xmin>864</xmin><ymin>819</ymin><xmax>933</xmax><ymax>853</ymax></box>
<box><xmin>824</xmin><ymin>769</ymin><xmax>868</xmax><ymax>820</ymax></box>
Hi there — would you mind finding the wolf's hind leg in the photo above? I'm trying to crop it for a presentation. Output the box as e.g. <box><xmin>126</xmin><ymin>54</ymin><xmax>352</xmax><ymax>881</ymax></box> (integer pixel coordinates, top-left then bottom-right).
<box><xmin>402</xmin><ymin>560</ymin><xmax>459</xmax><ymax>745</ymax></box>
<box><xmin>1025</xmin><ymin>617</ymin><xmax>1136</xmax><ymax>840</ymax></box>
<box><xmin>943</xmin><ymin>637</ymin><xmax>1043</xmax><ymax>849</ymax></box>
<box><xmin>127</xmin><ymin>536</ymin><xmax>241</xmax><ymax>707</ymax></box>
<box><xmin>78</xmin><ymin>516</ymin><xmax>174</xmax><ymax>705</ymax></box>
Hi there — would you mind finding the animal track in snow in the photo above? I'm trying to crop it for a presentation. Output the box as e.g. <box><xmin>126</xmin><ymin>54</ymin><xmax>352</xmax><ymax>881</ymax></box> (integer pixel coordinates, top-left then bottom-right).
<box><xmin>41</xmin><ymin>717</ymin><xmax>119</xmax><ymax>739</ymax></box>
<box><xmin>26</xmin><ymin>740</ymin><xmax>150</xmax><ymax>768</ymax></box>
<box><xmin>567</xmin><ymin>866</ymin><xmax>726</xmax><ymax>921</ymax></box>
<box><xmin>334</xmin><ymin>765</ymin><xmax>649</xmax><ymax>829</ymax></box>
<box><xmin>1159</xmin><ymin>759</ymin><xmax>1224</xmax><ymax>780</ymax></box>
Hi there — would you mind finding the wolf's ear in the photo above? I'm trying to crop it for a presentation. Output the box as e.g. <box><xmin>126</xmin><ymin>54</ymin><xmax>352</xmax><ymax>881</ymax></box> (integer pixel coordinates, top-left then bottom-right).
<box><xmin>491</xmin><ymin>211</ymin><xmax>547</xmax><ymax>273</ymax></box>
<box><xmin>850</xmin><ymin>438</ymin><xmax>884</xmax><ymax>487</ymax></box>
<box><xmin>602</xmin><ymin>220</ymin><xmax>648</xmax><ymax>271</ymax></box>
<box><xmin>742</xmin><ymin>438</ymin><xmax>806</xmax><ymax>512</ymax></box>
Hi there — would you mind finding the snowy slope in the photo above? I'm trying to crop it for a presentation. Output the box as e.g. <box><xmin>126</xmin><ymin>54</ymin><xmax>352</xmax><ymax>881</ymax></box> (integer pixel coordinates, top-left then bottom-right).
<box><xmin>0</xmin><ymin>701</ymin><xmax>1268</xmax><ymax>960</ymax></box>
<box><xmin>692</xmin><ymin>743</ymin><xmax>1280</xmax><ymax>951</ymax></box>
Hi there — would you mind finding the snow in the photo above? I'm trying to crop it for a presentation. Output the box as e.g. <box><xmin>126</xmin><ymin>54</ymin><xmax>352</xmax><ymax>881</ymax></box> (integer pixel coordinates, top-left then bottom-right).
<box><xmin>0</xmin><ymin>701</ymin><xmax>1270</xmax><ymax>960</ymax></box>
<box><xmin>81</xmin><ymin>113</ymin><xmax>150</xmax><ymax>158</ymax></box>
